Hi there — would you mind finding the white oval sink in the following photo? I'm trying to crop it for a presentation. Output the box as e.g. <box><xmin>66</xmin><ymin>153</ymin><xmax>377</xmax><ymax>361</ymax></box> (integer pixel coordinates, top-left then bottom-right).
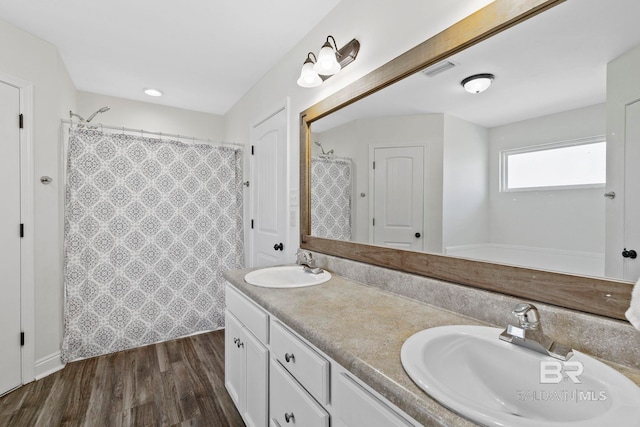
<box><xmin>401</xmin><ymin>325</ymin><xmax>640</xmax><ymax>427</ymax></box>
<box><xmin>244</xmin><ymin>265</ymin><xmax>331</xmax><ymax>288</ymax></box>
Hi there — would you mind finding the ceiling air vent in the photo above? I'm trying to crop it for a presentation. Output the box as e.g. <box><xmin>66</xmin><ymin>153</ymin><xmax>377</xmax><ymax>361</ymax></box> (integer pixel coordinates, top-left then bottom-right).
<box><xmin>421</xmin><ymin>60</ymin><xmax>457</xmax><ymax>77</ymax></box>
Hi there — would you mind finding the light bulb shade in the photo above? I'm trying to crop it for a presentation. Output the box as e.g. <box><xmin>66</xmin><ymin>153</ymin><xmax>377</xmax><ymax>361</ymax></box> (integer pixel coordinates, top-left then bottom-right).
<box><xmin>297</xmin><ymin>59</ymin><xmax>322</xmax><ymax>88</ymax></box>
<box><xmin>461</xmin><ymin>73</ymin><xmax>495</xmax><ymax>94</ymax></box>
<box><xmin>313</xmin><ymin>42</ymin><xmax>341</xmax><ymax>76</ymax></box>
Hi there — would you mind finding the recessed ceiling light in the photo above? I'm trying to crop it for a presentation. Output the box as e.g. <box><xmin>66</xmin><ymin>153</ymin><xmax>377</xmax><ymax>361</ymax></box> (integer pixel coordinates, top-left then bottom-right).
<box><xmin>144</xmin><ymin>88</ymin><xmax>163</xmax><ymax>97</ymax></box>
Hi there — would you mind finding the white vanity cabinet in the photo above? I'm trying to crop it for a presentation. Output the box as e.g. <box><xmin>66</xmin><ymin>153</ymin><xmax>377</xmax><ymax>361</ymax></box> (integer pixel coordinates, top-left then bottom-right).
<box><xmin>224</xmin><ymin>283</ymin><xmax>420</xmax><ymax>427</ymax></box>
<box><xmin>269</xmin><ymin>318</ymin><xmax>417</xmax><ymax>427</ymax></box>
<box><xmin>225</xmin><ymin>286</ymin><xmax>269</xmax><ymax>427</ymax></box>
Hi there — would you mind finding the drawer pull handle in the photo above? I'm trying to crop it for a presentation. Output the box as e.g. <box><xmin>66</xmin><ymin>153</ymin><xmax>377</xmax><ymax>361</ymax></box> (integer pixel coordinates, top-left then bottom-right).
<box><xmin>284</xmin><ymin>353</ymin><xmax>295</xmax><ymax>363</ymax></box>
<box><xmin>284</xmin><ymin>412</ymin><xmax>295</xmax><ymax>423</ymax></box>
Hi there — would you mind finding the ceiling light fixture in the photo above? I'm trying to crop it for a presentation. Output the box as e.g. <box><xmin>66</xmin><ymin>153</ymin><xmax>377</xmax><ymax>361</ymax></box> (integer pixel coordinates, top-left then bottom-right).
<box><xmin>461</xmin><ymin>73</ymin><xmax>495</xmax><ymax>94</ymax></box>
<box><xmin>144</xmin><ymin>88</ymin><xmax>163</xmax><ymax>97</ymax></box>
<box><xmin>297</xmin><ymin>35</ymin><xmax>360</xmax><ymax>88</ymax></box>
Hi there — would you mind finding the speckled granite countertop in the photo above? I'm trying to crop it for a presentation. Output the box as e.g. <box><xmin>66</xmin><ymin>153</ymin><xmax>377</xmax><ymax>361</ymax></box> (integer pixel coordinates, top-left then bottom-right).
<box><xmin>223</xmin><ymin>267</ymin><xmax>640</xmax><ymax>427</ymax></box>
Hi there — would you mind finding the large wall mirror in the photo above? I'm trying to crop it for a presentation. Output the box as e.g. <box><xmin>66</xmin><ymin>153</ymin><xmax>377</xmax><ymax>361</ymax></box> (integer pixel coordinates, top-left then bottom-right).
<box><xmin>300</xmin><ymin>0</ymin><xmax>640</xmax><ymax>320</ymax></box>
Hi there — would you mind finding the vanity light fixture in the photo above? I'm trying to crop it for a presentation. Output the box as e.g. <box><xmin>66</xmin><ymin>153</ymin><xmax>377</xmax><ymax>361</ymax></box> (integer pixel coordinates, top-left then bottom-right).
<box><xmin>297</xmin><ymin>53</ymin><xmax>323</xmax><ymax>88</ymax></box>
<box><xmin>297</xmin><ymin>36</ymin><xmax>360</xmax><ymax>88</ymax></box>
<box><xmin>144</xmin><ymin>88</ymin><xmax>163</xmax><ymax>97</ymax></box>
<box><xmin>314</xmin><ymin>36</ymin><xmax>342</xmax><ymax>75</ymax></box>
<box><xmin>461</xmin><ymin>73</ymin><xmax>495</xmax><ymax>94</ymax></box>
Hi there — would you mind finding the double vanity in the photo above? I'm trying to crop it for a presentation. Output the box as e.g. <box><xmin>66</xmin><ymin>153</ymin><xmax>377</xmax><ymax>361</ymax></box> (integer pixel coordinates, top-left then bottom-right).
<box><xmin>223</xmin><ymin>262</ymin><xmax>640</xmax><ymax>426</ymax></box>
<box><xmin>224</xmin><ymin>266</ymin><xmax>420</xmax><ymax>427</ymax></box>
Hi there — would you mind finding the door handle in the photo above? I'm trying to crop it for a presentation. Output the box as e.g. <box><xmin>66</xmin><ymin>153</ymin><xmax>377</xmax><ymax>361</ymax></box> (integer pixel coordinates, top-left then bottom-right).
<box><xmin>274</xmin><ymin>242</ymin><xmax>284</xmax><ymax>251</ymax></box>
<box><xmin>622</xmin><ymin>248</ymin><xmax>637</xmax><ymax>259</ymax></box>
<box><xmin>415</xmin><ymin>232</ymin><xmax>421</xmax><ymax>238</ymax></box>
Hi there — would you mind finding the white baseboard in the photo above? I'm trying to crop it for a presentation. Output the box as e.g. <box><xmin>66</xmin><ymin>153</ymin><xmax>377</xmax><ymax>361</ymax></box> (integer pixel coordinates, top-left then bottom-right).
<box><xmin>34</xmin><ymin>351</ymin><xmax>65</xmax><ymax>380</ymax></box>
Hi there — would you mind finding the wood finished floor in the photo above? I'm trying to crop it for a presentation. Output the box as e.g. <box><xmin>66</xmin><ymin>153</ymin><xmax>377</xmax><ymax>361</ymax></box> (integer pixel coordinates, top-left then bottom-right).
<box><xmin>0</xmin><ymin>330</ymin><xmax>244</xmax><ymax>427</ymax></box>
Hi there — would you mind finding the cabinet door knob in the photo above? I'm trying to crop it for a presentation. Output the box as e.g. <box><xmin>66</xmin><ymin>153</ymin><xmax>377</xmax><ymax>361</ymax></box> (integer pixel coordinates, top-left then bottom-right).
<box><xmin>236</xmin><ymin>340</ymin><xmax>244</xmax><ymax>348</ymax></box>
<box><xmin>284</xmin><ymin>353</ymin><xmax>295</xmax><ymax>363</ymax></box>
<box><xmin>622</xmin><ymin>248</ymin><xmax>638</xmax><ymax>259</ymax></box>
<box><xmin>284</xmin><ymin>412</ymin><xmax>295</xmax><ymax>423</ymax></box>
<box><xmin>274</xmin><ymin>242</ymin><xmax>284</xmax><ymax>251</ymax></box>
<box><xmin>233</xmin><ymin>338</ymin><xmax>239</xmax><ymax>344</ymax></box>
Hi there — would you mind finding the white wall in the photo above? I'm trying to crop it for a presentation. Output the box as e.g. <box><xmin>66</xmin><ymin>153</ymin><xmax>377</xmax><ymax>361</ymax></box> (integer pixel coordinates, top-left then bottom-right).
<box><xmin>224</xmin><ymin>0</ymin><xmax>495</xmax><ymax>259</ymax></box>
<box><xmin>77</xmin><ymin>91</ymin><xmax>225</xmax><ymax>141</ymax></box>
<box><xmin>0</xmin><ymin>17</ymin><xmax>77</xmax><ymax>368</ymax></box>
<box><xmin>442</xmin><ymin>115</ymin><xmax>489</xmax><ymax>249</ymax></box>
<box><xmin>488</xmin><ymin>103</ymin><xmax>606</xmax><ymax>252</ymax></box>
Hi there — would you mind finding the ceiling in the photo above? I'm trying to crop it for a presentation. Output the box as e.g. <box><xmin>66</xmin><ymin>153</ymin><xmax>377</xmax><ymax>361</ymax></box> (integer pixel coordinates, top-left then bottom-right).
<box><xmin>0</xmin><ymin>0</ymin><xmax>342</xmax><ymax>115</ymax></box>
<box><xmin>313</xmin><ymin>0</ymin><xmax>640</xmax><ymax>132</ymax></box>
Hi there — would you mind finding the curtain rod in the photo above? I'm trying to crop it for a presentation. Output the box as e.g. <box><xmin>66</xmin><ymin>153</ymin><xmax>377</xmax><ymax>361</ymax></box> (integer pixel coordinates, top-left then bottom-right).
<box><xmin>60</xmin><ymin>119</ymin><xmax>243</xmax><ymax>149</ymax></box>
<box><xmin>313</xmin><ymin>155</ymin><xmax>352</xmax><ymax>162</ymax></box>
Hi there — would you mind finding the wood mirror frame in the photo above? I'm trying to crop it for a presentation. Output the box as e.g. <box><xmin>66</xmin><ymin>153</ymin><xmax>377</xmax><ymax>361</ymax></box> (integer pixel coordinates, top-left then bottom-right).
<box><xmin>299</xmin><ymin>0</ymin><xmax>633</xmax><ymax>321</ymax></box>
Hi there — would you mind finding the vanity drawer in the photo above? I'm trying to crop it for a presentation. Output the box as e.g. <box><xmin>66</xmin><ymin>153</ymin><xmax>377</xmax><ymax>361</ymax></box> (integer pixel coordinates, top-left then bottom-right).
<box><xmin>270</xmin><ymin>359</ymin><xmax>329</xmax><ymax>427</ymax></box>
<box><xmin>226</xmin><ymin>285</ymin><xmax>269</xmax><ymax>344</ymax></box>
<box><xmin>270</xmin><ymin>319</ymin><xmax>330</xmax><ymax>404</ymax></box>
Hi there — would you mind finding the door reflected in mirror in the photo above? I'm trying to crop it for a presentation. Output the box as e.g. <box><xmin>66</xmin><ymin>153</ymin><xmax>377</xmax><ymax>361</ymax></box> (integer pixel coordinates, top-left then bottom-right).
<box><xmin>309</xmin><ymin>0</ymin><xmax>640</xmax><ymax>282</ymax></box>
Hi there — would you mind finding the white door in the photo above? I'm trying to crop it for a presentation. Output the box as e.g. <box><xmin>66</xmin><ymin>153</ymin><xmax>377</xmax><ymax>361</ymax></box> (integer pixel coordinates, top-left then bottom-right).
<box><xmin>251</xmin><ymin>108</ymin><xmax>287</xmax><ymax>267</ymax></box>
<box><xmin>0</xmin><ymin>80</ymin><xmax>22</xmax><ymax>395</ymax></box>
<box><xmin>371</xmin><ymin>146</ymin><xmax>424</xmax><ymax>250</ymax></box>
<box><xmin>624</xmin><ymin>100</ymin><xmax>640</xmax><ymax>281</ymax></box>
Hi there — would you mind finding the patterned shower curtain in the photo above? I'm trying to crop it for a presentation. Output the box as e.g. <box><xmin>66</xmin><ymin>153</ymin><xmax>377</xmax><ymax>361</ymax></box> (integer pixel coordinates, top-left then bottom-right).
<box><xmin>310</xmin><ymin>157</ymin><xmax>352</xmax><ymax>241</ymax></box>
<box><xmin>62</xmin><ymin>128</ymin><xmax>243</xmax><ymax>362</ymax></box>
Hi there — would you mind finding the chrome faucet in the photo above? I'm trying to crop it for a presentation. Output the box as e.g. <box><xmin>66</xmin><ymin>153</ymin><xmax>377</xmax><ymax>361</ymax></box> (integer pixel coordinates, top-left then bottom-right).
<box><xmin>295</xmin><ymin>249</ymin><xmax>323</xmax><ymax>274</ymax></box>
<box><xmin>499</xmin><ymin>303</ymin><xmax>573</xmax><ymax>360</ymax></box>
